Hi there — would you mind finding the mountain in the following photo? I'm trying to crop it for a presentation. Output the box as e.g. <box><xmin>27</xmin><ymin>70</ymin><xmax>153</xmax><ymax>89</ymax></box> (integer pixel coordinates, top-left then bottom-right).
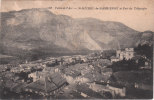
<box><xmin>0</xmin><ymin>8</ymin><xmax>153</xmax><ymax>60</ymax></box>
<box><xmin>136</xmin><ymin>31</ymin><xmax>153</xmax><ymax>45</ymax></box>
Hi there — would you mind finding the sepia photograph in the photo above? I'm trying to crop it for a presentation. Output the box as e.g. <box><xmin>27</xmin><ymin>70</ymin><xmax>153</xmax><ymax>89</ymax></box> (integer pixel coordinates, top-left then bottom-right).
<box><xmin>0</xmin><ymin>0</ymin><xmax>153</xmax><ymax>99</ymax></box>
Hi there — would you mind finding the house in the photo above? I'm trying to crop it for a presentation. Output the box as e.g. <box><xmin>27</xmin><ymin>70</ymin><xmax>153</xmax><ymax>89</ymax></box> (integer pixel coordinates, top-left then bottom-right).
<box><xmin>81</xmin><ymin>66</ymin><xmax>92</xmax><ymax>76</ymax></box>
<box><xmin>107</xmin><ymin>85</ymin><xmax>126</xmax><ymax>97</ymax></box>
<box><xmin>0</xmin><ymin>65</ymin><xmax>8</xmax><ymax>72</ymax></box>
<box><xmin>76</xmin><ymin>77</ymin><xmax>90</xmax><ymax>83</ymax></box>
<box><xmin>110</xmin><ymin>56</ymin><xmax>120</xmax><ymax>63</ymax></box>
<box><xmin>43</xmin><ymin>66</ymin><xmax>60</xmax><ymax>73</ymax></box>
<box><xmin>76</xmin><ymin>83</ymin><xmax>103</xmax><ymax>98</ymax></box>
<box><xmin>134</xmin><ymin>82</ymin><xmax>153</xmax><ymax>91</ymax></box>
<box><xmin>80</xmin><ymin>56</ymin><xmax>88</xmax><ymax>63</ymax></box>
<box><xmin>28</xmin><ymin>71</ymin><xmax>43</xmax><ymax>82</ymax></box>
<box><xmin>89</xmin><ymin>82</ymin><xmax>109</xmax><ymax>92</ymax></box>
<box><xmin>64</xmin><ymin>70</ymin><xmax>81</xmax><ymax>84</ymax></box>
<box><xmin>10</xmin><ymin>67</ymin><xmax>24</xmax><ymax>73</ymax></box>
<box><xmin>87</xmin><ymin>57</ymin><xmax>94</xmax><ymax>62</ymax></box>
<box><xmin>116</xmin><ymin>48</ymin><xmax>134</xmax><ymax>60</ymax></box>
<box><xmin>80</xmin><ymin>92</ymin><xmax>89</xmax><ymax>98</ymax></box>
<box><xmin>24</xmin><ymin>72</ymin><xmax>68</xmax><ymax>96</ymax></box>
<box><xmin>19</xmin><ymin>63</ymin><xmax>38</xmax><ymax>68</ymax></box>
<box><xmin>82</xmin><ymin>71</ymin><xmax>103</xmax><ymax>83</ymax></box>
<box><xmin>29</xmin><ymin>66</ymin><xmax>61</xmax><ymax>82</ymax></box>
<box><xmin>45</xmin><ymin>59</ymin><xmax>58</xmax><ymax>67</ymax></box>
<box><xmin>89</xmin><ymin>82</ymin><xmax>126</xmax><ymax>98</ymax></box>
<box><xmin>57</xmin><ymin>57</ymin><xmax>64</xmax><ymax>65</ymax></box>
<box><xmin>64</xmin><ymin>57</ymin><xmax>76</xmax><ymax>64</ymax></box>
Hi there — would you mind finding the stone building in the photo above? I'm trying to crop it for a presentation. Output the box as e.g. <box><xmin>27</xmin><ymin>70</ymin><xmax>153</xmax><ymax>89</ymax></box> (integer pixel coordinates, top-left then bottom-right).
<box><xmin>116</xmin><ymin>48</ymin><xmax>134</xmax><ymax>60</ymax></box>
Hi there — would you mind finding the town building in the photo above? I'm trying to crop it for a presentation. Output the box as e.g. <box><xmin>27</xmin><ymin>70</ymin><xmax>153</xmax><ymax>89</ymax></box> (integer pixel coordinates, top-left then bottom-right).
<box><xmin>0</xmin><ymin>65</ymin><xmax>9</xmax><ymax>72</ymax></box>
<box><xmin>89</xmin><ymin>82</ymin><xmax>126</xmax><ymax>98</ymax></box>
<box><xmin>28</xmin><ymin>71</ymin><xmax>43</xmax><ymax>82</ymax></box>
<box><xmin>10</xmin><ymin>67</ymin><xmax>24</xmax><ymax>73</ymax></box>
<box><xmin>134</xmin><ymin>82</ymin><xmax>153</xmax><ymax>91</ymax></box>
<box><xmin>63</xmin><ymin>69</ymin><xmax>81</xmax><ymax>84</ymax></box>
<box><xmin>24</xmin><ymin>72</ymin><xmax>68</xmax><ymax>96</ymax></box>
<box><xmin>116</xmin><ymin>48</ymin><xmax>134</xmax><ymax>60</ymax></box>
<box><xmin>110</xmin><ymin>56</ymin><xmax>120</xmax><ymax>63</ymax></box>
<box><xmin>107</xmin><ymin>84</ymin><xmax>126</xmax><ymax>97</ymax></box>
<box><xmin>28</xmin><ymin>66</ymin><xmax>61</xmax><ymax>82</ymax></box>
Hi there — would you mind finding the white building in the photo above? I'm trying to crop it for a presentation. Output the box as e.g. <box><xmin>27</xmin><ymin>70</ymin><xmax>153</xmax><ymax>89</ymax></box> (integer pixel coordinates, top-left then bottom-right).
<box><xmin>116</xmin><ymin>48</ymin><xmax>134</xmax><ymax>60</ymax></box>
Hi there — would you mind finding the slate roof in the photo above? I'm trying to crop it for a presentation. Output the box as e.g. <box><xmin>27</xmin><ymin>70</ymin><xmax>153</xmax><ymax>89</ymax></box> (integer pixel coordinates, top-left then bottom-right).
<box><xmin>25</xmin><ymin>72</ymin><xmax>67</xmax><ymax>93</ymax></box>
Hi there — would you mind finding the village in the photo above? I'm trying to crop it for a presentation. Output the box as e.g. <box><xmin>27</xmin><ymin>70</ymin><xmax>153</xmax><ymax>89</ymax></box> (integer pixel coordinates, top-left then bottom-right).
<box><xmin>0</xmin><ymin>47</ymin><xmax>153</xmax><ymax>99</ymax></box>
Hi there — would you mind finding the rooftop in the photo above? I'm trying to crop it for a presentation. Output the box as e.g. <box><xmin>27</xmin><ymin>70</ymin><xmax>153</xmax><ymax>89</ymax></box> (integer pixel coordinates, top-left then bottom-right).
<box><xmin>25</xmin><ymin>72</ymin><xmax>67</xmax><ymax>93</ymax></box>
<box><xmin>110</xmin><ymin>56</ymin><xmax>119</xmax><ymax>59</ymax></box>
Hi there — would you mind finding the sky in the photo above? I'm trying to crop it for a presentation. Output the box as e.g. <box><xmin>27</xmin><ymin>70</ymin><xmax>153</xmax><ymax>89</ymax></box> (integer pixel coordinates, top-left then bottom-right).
<box><xmin>1</xmin><ymin>0</ymin><xmax>154</xmax><ymax>32</ymax></box>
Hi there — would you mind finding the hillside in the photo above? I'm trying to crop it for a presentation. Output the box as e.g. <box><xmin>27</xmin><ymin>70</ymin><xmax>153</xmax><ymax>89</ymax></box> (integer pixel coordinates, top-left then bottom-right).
<box><xmin>0</xmin><ymin>8</ymin><xmax>153</xmax><ymax>60</ymax></box>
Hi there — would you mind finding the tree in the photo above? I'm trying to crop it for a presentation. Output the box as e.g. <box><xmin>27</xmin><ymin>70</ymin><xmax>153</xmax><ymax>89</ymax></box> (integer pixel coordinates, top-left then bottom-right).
<box><xmin>109</xmin><ymin>59</ymin><xmax>139</xmax><ymax>72</ymax></box>
<box><xmin>135</xmin><ymin>44</ymin><xmax>153</xmax><ymax>60</ymax></box>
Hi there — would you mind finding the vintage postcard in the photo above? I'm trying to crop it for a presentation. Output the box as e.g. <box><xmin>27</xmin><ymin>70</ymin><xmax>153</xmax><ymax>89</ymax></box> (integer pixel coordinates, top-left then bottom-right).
<box><xmin>0</xmin><ymin>0</ymin><xmax>153</xmax><ymax>99</ymax></box>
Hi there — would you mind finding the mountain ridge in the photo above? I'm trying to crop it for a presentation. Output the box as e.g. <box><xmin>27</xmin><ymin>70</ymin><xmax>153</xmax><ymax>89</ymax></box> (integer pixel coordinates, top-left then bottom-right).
<box><xmin>0</xmin><ymin>8</ymin><xmax>153</xmax><ymax>60</ymax></box>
